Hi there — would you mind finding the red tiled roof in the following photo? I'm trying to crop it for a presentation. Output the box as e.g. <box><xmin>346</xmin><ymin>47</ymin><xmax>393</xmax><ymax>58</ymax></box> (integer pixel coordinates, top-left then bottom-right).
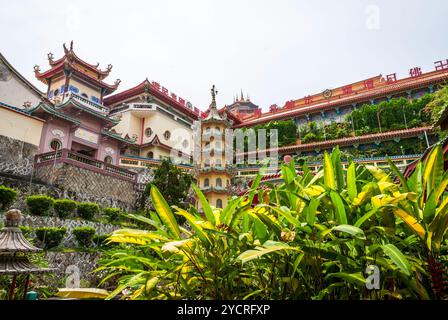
<box><xmin>235</xmin><ymin>69</ymin><xmax>448</xmax><ymax>128</ymax></box>
<box><xmin>104</xmin><ymin>79</ymin><xmax>200</xmax><ymax>119</ymax></box>
<box><xmin>240</xmin><ymin>126</ymin><xmax>434</xmax><ymax>156</ymax></box>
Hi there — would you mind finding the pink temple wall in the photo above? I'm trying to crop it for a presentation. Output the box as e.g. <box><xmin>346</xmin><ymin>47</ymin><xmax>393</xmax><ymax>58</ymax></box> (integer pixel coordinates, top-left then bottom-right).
<box><xmin>39</xmin><ymin>112</ymin><xmax>121</xmax><ymax>165</ymax></box>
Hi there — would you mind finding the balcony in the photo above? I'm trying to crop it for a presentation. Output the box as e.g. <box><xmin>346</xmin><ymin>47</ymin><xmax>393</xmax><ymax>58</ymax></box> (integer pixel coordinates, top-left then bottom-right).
<box><xmin>35</xmin><ymin>149</ymin><xmax>137</xmax><ymax>182</ymax></box>
<box><xmin>119</xmin><ymin>154</ymin><xmax>194</xmax><ymax>171</ymax></box>
<box><xmin>63</xmin><ymin>92</ymin><xmax>109</xmax><ymax>114</ymax></box>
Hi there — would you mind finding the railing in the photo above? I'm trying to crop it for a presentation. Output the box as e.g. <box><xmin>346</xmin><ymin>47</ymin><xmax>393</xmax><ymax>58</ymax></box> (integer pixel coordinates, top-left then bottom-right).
<box><xmin>64</xmin><ymin>92</ymin><xmax>109</xmax><ymax>114</ymax></box>
<box><xmin>35</xmin><ymin>149</ymin><xmax>137</xmax><ymax>182</ymax></box>
<box><xmin>233</xmin><ymin>154</ymin><xmax>423</xmax><ymax>177</ymax></box>
<box><xmin>119</xmin><ymin>154</ymin><xmax>194</xmax><ymax>171</ymax></box>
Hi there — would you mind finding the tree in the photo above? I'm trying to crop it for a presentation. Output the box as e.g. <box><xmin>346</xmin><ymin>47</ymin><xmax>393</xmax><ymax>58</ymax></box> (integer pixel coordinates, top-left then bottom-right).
<box><xmin>143</xmin><ymin>159</ymin><xmax>193</xmax><ymax>211</ymax></box>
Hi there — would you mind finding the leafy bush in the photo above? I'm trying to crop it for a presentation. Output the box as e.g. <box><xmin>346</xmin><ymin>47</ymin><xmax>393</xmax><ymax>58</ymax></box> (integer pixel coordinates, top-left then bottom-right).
<box><xmin>77</xmin><ymin>202</ymin><xmax>99</xmax><ymax>220</ymax></box>
<box><xmin>93</xmin><ymin>234</ymin><xmax>112</xmax><ymax>247</ymax></box>
<box><xmin>35</xmin><ymin>227</ymin><xmax>66</xmax><ymax>249</ymax></box>
<box><xmin>73</xmin><ymin>226</ymin><xmax>96</xmax><ymax>247</ymax></box>
<box><xmin>98</xmin><ymin>145</ymin><xmax>448</xmax><ymax>300</ymax></box>
<box><xmin>26</xmin><ymin>195</ymin><xmax>54</xmax><ymax>216</ymax></box>
<box><xmin>103</xmin><ymin>207</ymin><xmax>121</xmax><ymax>222</ymax></box>
<box><xmin>19</xmin><ymin>225</ymin><xmax>33</xmax><ymax>239</ymax></box>
<box><xmin>54</xmin><ymin>199</ymin><xmax>77</xmax><ymax>218</ymax></box>
<box><xmin>0</xmin><ymin>186</ymin><xmax>18</xmax><ymax>210</ymax></box>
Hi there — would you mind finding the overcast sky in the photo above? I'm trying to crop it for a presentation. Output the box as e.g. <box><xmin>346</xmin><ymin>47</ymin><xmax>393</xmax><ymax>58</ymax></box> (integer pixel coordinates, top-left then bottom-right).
<box><xmin>1</xmin><ymin>0</ymin><xmax>447</xmax><ymax>111</ymax></box>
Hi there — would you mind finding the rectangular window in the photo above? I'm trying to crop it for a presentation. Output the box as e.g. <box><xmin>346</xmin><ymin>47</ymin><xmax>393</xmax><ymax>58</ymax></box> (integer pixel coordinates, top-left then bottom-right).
<box><xmin>91</xmin><ymin>96</ymin><xmax>100</xmax><ymax>104</ymax></box>
<box><xmin>69</xmin><ymin>85</ymin><xmax>79</xmax><ymax>94</ymax></box>
<box><xmin>60</xmin><ymin>85</ymin><xmax>65</xmax><ymax>94</ymax></box>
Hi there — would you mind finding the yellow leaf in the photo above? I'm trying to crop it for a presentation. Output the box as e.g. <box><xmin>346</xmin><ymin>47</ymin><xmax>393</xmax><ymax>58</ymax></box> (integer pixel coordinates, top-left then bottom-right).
<box><xmin>393</xmin><ymin>208</ymin><xmax>426</xmax><ymax>239</ymax></box>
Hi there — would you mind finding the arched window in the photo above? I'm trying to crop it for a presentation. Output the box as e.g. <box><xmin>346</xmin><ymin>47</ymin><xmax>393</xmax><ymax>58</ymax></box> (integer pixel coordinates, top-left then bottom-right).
<box><xmin>204</xmin><ymin>178</ymin><xmax>209</xmax><ymax>187</ymax></box>
<box><xmin>182</xmin><ymin>139</ymin><xmax>189</xmax><ymax>148</ymax></box>
<box><xmin>204</xmin><ymin>159</ymin><xmax>210</xmax><ymax>167</ymax></box>
<box><xmin>163</xmin><ymin>130</ymin><xmax>171</xmax><ymax>140</ymax></box>
<box><xmin>205</xmin><ymin>127</ymin><xmax>211</xmax><ymax>133</ymax></box>
<box><xmin>215</xmin><ymin>141</ymin><xmax>221</xmax><ymax>149</ymax></box>
<box><xmin>104</xmin><ymin>156</ymin><xmax>113</xmax><ymax>164</ymax></box>
<box><xmin>50</xmin><ymin>139</ymin><xmax>61</xmax><ymax>151</ymax></box>
<box><xmin>145</xmin><ymin>127</ymin><xmax>153</xmax><ymax>137</ymax></box>
<box><xmin>216</xmin><ymin>199</ymin><xmax>223</xmax><ymax>208</ymax></box>
<box><xmin>147</xmin><ymin>151</ymin><xmax>154</xmax><ymax>158</ymax></box>
<box><xmin>215</xmin><ymin>126</ymin><xmax>220</xmax><ymax>134</ymax></box>
<box><xmin>215</xmin><ymin>158</ymin><xmax>221</xmax><ymax>167</ymax></box>
<box><xmin>216</xmin><ymin>178</ymin><xmax>222</xmax><ymax>187</ymax></box>
<box><xmin>81</xmin><ymin>93</ymin><xmax>89</xmax><ymax>99</ymax></box>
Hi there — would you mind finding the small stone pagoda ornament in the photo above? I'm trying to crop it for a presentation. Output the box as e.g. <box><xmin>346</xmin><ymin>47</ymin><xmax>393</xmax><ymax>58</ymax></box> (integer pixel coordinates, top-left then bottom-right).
<box><xmin>0</xmin><ymin>209</ymin><xmax>54</xmax><ymax>300</ymax></box>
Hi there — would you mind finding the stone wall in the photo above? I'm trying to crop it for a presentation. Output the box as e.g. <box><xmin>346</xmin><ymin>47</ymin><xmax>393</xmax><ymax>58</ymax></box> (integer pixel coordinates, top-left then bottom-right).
<box><xmin>34</xmin><ymin>163</ymin><xmax>138</xmax><ymax>210</ymax></box>
<box><xmin>0</xmin><ymin>134</ymin><xmax>37</xmax><ymax>176</ymax></box>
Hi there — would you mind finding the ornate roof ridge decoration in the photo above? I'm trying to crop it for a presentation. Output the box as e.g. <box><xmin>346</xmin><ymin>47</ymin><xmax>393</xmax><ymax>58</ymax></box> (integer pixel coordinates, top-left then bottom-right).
<box><xmin>236</xmin><ymin>68</ymin><xmax>448</xmax><ymax>128</ymax></box>
<box><xmin>103</xmin><ymin>78</ymin><xmax>200</xmax><ymax>119</ymax></box>
<box><xmin>0</xmin><ymin>100</ymin><xmax>46</xmax><ymax>122</ymax></box>
<box><xmin>0</xmin><ymin>209</ymin><xmax>41</xmax><ymax>253</ymax></box>
<box><xmin>240</xmin><ymin>126</ymin><xmax>434</xmax><ymax>156</ymax></box>
<box><xmin>101</xmin><ymin>129</ymin><xmax>136</xmax><ymax>144</ymax></box>
<box><xmin>55</xmin><ymin>98</ymin><xmax>118</xmax><ymax>125</ymax></box>
<box><xmin>28</xmin><ymin>102</ymin><xmax>81</xmax><ymax>125</ymax></box>
<box><xmin>35</xmin><ymin>41</ymin><xmax>119</xmax><ymax>95</ymax></box>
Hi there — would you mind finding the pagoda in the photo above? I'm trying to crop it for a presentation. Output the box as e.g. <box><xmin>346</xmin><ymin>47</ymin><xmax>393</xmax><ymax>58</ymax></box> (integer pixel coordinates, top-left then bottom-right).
<box><xmin>0</xmin><ymin>209</ymin><xmax>54</xmax><ymax>300</ymax></box>
<box><xmin>30</xmin><ymin>41</ymin><xmax>135</xmax><ymax>169</ymax></box>
<box><xmin>195</xmin><ymin>86</ymin><xmax>233</xmax><ymax>209</ymax></box>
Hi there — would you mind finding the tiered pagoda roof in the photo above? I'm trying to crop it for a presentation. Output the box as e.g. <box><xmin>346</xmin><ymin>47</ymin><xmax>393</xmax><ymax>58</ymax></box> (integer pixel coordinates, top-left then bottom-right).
<box><xmin>34</xmin><ymin>41</ymin><xmax>120</xmax><ymax>95</ymax></box>
<box><xmin>0</xmin><ymin>209</ymin><xmax>53</xmax><ymax>275</ymax></box>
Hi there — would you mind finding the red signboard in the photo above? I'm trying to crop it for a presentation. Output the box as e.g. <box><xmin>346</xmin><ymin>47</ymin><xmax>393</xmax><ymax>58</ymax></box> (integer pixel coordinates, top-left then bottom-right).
<box><xmin>409</xmin><ymin>67</ymin><xmax>422</xmax><ymax>78</ymax></box>
<box><xmin>386</xmin><ymin>73</ymin><xmax>397</xmax><ymax>84</ymax></box>
<box><xmin>341</xmin><ymin>85</ymin><xmax>353</xmax><ymax>95</ymax></box>
<box><xmin>435</xmin><ymin>59</ymin><xmax>448</xmax><ymax>71</ymax></box>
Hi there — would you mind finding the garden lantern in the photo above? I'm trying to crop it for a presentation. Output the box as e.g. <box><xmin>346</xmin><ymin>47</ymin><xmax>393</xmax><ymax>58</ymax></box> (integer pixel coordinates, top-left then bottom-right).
<box><xmin>0</xmin><ymin>209</ymin><xmax>55</xmax><ymax>300</ymax></box>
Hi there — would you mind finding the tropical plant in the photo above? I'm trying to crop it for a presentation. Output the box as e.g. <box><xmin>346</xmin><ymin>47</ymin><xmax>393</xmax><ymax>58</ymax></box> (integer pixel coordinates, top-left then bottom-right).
<box><xmin>142</xmin><ymin>159</ymin><xmax>193</xmax><ymax>216</ymax></box>
<box><xmin>97</xmin><ymin>146</ymin><xmax>447</xmax><ymax>300</ymax></box>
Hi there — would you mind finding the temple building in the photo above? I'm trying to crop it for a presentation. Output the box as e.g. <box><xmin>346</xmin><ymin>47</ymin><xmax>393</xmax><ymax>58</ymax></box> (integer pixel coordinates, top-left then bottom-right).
<box><xmin>1</xmin><ymin>43</ymin><xmax>448</xmax><ymax>207</ymax></box>
<box><xmin>224</xmin><ymin>90</ymin><xmax>260</xmax><ymax>119</ymax></box>
<box><xmin>195</xmin><ymin>86</ymin><xmax>234</xmax><ymax>209</ymax></box>
<box><xmin>28</xmin><ymin>41</ymin><xmax>134</xmax><ymax>167</ymax></box>
<box><xmin>103</xmin><ymin>78</ymin><xmax>202</xmax><ymax>165</ymax></box>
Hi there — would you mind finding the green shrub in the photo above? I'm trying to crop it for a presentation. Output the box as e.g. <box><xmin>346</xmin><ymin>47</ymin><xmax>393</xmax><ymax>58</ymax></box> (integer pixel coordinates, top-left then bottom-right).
<box><xmin>35</xmin><ymin>227</ymin><xmax>66</xmax><ymax>249</ymax></box>
<box><xmin>19</xmin><ymin>225</ymin><xmax>33</xmax><ymax>239</ymax></box>
<box><xmin>103</xmin><ymin>207</ymin><xmax>121</xmax><ymax>222</ymax></box>
<box><xmin>0</xmin><ymin>186</ymin><xmax>18</xmax><ymax>210</ymax></box>
<box><xmin>26</xmin><ymin>195</ymin><xmax>54</xmax><ymax>216</ymax></box>
<box><xmin>77</xmin><ymin>202</ymin><xmax>99</xmax><ymax>220</ymax></box>
<box><xmin>93</xmin><ymin>234</ymin><xmax>112</xmax><ymax>247</ymax></box>
<box><xmin>72</xmin><ymin>226</ymin><xmax>96</xmax><ymax>247</ymax></box>
<box><xmin>54</xmin><ymin>199</ymin><xmax>77</xmax><ymax>218</ymax></box>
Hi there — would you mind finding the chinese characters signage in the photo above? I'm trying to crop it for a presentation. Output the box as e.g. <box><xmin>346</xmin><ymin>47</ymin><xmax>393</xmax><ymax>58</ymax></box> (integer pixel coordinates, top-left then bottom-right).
<box><xmin>74</xmin><ymin>128</ymin><xmax>99</xmax><ymax>144</ymax></box>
